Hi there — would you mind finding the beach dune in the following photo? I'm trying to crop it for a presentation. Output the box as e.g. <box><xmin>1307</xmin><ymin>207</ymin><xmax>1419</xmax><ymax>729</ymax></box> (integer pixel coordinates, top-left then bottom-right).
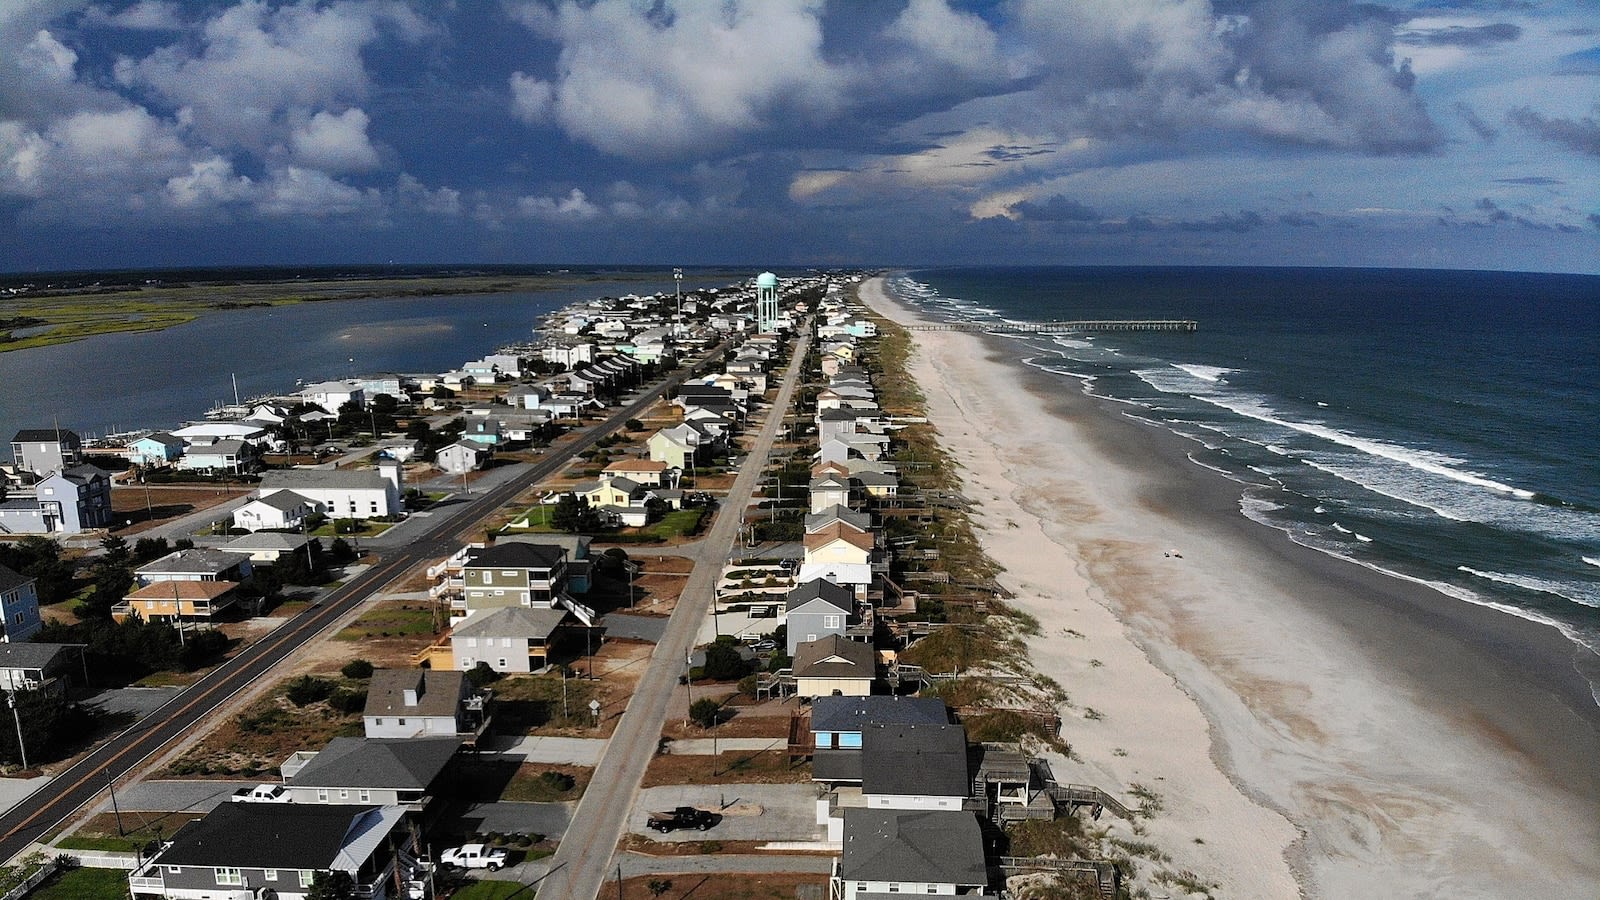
<box><xmin>860</xmin><ymin>277</ymin><xmax>1600</xmax><ymax>899</ymax></box>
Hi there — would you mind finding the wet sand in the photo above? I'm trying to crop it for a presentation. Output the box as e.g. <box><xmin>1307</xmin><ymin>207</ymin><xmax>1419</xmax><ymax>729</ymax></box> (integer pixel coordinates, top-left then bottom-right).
<box><xmin>861</xmin><ymin>277</ymin><xmax>1600</xmax><ymax>899</ymax></box>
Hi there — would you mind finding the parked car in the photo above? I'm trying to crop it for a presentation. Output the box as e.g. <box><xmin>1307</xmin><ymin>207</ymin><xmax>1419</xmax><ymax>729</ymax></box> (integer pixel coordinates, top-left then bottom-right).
<box><xmin>647</xmin><ymin>807</ymin><xmax>719</xmax><ymax>833</ymax></box>
<box><xmin>438</xmin><ymin>844</ymin><xmax>508</xmax><ymax>871</ymax></box>
<box><xmin>232</xmin><ymin>784</ymin><xmax>291</xmax><ymax>803</ymax></box>
<box><xmin>752</xmin><ymin>640</ymin><xmax>777</xmax><ymax>653</ymax></box>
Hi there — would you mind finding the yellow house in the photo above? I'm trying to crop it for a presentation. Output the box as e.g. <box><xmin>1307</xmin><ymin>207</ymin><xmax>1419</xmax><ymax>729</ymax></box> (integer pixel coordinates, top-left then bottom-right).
<box><xmin>793</xmin><ymin>635</ymin><xmax>876</xmax><ymax>698</ymax></box>
<box><xmin>803</xmin><ymin>524</ymin><xmax>874</xmax><ymax>567</ymax></box>
<box><xmin>113</xmin><ymin>581</ymin><xmax>238</xmax><ymax>623</ymax></box>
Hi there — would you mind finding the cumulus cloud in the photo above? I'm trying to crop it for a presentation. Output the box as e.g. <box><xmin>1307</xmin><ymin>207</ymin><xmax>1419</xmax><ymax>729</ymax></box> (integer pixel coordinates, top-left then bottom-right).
<box><xmin>1011</xmin><ymin>0</ymin><xmax>1441</xmax><ymax>154</ymax></box>
<box><xmin>508</xmin><ymin>0</ymin><xmax>846</xmax><ymax>159</ymax></box>
<box><xmin>256</xmin><ymin>165</ymin><xmax>378</xmax><ymax>218</ymax></box>
<box><xmin>165</xmin><ymin>156</ymin><xmax>255</xmax><ymax>208</ymax></box>
<box><xmin>289</xmin><ymin>108</ymin><xmax>380</xmax><ymax>173</ymax></box>
<box><xmin>883</xmin><ymin>0</ymin><xmax>1003</xmax><ymax>78</ymax></box>
<box><xmin>0</xmin><ymin>107</ymin><xmax>191</xmax><ymax>204</ymax></box>
<box><xmin>116</xmin><ymin>1</ymin><xmax>428</xmax><ymax>151</ymax></box>
<box><xmin>1508</xmin><ymin>104</ymin><xmax>1600</xmax><ymax>156</ymax></box>
<box><xmin>517</xmin><ymin>188</ymin><xmax>601</xmax><ymax>222</ymax></box>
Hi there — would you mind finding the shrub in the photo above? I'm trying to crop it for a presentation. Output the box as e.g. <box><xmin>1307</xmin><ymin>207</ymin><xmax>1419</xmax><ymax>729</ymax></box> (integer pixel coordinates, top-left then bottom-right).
<box><xmin>285</xmin><ymin>675</ymin><xmax>336</xmax><ymax>707</ymax></box>
<box><xmin>466</xmin><ymin>661</ymin><xmax>502</xmax><ymax>688</ymax></box>
<box><xmin>328</xmin><ymin>688</ymin><xmax>368</xmax><ymax>714</ymax></box>
<box><xmin>340</xmin><ymin>659</ymin><xmax>375</xmax><ymax>679</ymax></box>
<box><xmin>689</xmin><ymin>698</ymin><xmax>721</xmax><ymax>729</ymax></box>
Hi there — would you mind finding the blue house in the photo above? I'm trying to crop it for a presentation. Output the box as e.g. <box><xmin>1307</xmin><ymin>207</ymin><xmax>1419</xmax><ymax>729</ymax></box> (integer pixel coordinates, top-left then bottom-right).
<box><xmin>129</xmin><ymin>432</ymin><xmax>184</xmax><ymax>467</ymax></box>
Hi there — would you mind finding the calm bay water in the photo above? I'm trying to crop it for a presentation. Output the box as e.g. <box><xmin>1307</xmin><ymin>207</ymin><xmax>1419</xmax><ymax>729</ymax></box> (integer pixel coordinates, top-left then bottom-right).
<box><xmin>891</xmin><ymin>266</ymin><xmax>1600</xmax><ymax>694</ymax></box>
<box><xmin>0</xmin><ymin>279</ymin><xmax>674</xmax><ymax>443</ymax></box>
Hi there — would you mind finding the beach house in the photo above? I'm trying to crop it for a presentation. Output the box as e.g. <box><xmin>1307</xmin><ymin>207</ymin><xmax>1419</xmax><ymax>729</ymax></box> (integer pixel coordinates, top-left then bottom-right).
<box><xmin>128</xmin><ymin>432</ymin><xmax>184</xmax><ymax>467</ymax></box>
<box><xmin>126</xmin><ymin>802</ymin><xmax>421</xmax><ymax>900</ymax></box>
<box><xmin>830</xmin><ymin>808</ymin><xmax>993</xmax><ymax>900</ymax></box>
<box><xmin>361</xmin><ymin>669</ymin><xmax>485</xmax><ymax>740</ymax></box>
<box><xmin>279</xmin><ymin>736</ymin><xmax>461</xmax><ymax>814</ymax></box>
<box><xmin>257</xmin><ymin>463</ymin><xmax>403</xmax><ymax>520</ymax></box>
<box><xmin>792</xmin><ymin>635</ymin><xmax>877</xmax><ymax>698</ymax></box>
<box><xmin>0</xmin><ymin>565</ymin><xmax>43</xmax><ymax>643</ymax></box>
<box><xmin>8</xmin><ymin>429</ymin><xmax>82</xmax><ymax>475</ymax></box>
<box><xmin>233</xmin><ymin>491</ymin><xmax>315</xmax><ymax>532</ymax></box>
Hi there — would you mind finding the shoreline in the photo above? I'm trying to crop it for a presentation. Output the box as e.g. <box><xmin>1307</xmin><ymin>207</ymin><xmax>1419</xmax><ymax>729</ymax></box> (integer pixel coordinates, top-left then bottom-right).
<box><xmin>860</xmin><ymin>277</ymin><xmax>1600</xmax><ymax>898</ymax></box>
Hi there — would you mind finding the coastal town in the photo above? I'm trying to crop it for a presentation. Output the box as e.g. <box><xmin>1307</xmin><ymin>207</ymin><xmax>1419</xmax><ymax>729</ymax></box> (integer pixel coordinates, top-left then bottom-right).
<box><xmin>0</xmin><ymin>274</ymin><xmax>1160</xmax><ymax>900</ymax></box>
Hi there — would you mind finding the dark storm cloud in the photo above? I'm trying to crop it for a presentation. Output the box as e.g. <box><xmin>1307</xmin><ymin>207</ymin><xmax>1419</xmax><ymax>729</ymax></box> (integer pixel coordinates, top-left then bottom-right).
<box><xmin>1013</xmin><ymin>196</ymin><xmax>1099</xmax><ymax>222</ymax></box>
<box><xmin>1493</xmin><ymin>176</ymin><xmax>1564</xmax><ymax>185</ymax></box>
<box><xmin>1454</xmin><ymin>103</ymin><xmax>1499</xmax><ymax>142</ymax></box>
<box><xmin>1508</xmin><ymin>105</ymin><xmax>1600</xmax><ymax>156</ymax></box>
<box><xmin>1400</xmin><ymin>22</ymin><xmax>1522</xmax><ymax>47</ymax></box>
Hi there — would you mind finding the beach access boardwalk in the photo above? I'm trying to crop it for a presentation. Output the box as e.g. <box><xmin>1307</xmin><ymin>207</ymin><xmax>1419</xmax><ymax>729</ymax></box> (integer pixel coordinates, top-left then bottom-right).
<box><xmin>908</xmin><ymin>319</ymin><xmax>1197</xmax><ymax>333</ymax></box>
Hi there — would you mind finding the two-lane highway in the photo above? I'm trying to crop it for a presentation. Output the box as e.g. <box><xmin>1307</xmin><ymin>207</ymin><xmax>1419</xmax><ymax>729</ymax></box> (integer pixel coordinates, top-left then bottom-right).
<box><xmin>0</xmin><ymin>350</ymin><xmax>722</xmax><ymax>864</ymax></box>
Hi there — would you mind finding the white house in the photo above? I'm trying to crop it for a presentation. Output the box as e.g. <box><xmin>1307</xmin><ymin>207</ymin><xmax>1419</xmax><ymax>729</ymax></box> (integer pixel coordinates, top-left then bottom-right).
<box><xmin>257</xmin><ymin>463</ymin><xmax>403</xmax><ymax>520</ymax></box>
<box><xmin>435</xmin><ymin>441</ymin><xmax>487</xmax><ymax>475</ymax></box>
<box><xmin>298</xmin><ymin>380</ymin><xmax>365</xmax><ymax>414</ymax></box>
<box><xmin>233</xmin><ymin>491</ymin><xmax>315</xmax><ymax>532</ymax></box>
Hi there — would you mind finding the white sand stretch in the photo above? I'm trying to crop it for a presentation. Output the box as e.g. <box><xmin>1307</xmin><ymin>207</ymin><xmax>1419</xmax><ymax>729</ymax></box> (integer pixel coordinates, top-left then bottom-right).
<box><xmin>859</xmin><ymin>277</ymin><xmax>1600</xmax><ymax>899</ymax></box>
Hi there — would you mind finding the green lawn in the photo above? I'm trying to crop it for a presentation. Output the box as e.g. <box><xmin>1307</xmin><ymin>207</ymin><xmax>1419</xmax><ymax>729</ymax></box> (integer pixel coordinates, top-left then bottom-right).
<box><xmin>32</xmin><ymin>866</ymin><xmax>131</xmax><ymax>900</ymax></box>
<box><xmin>335</xmin><ymin>604</ymin><xmax>437</xmax><ymax>640</ymax></box>
<box><xmin>641</xmin><ymin>508</ymin><xmax>706</xmax><ymax>540</ymax></box>
<box><xmin>450</xmin><ymin>879</ymin><xmax>534</xmax><ymax>900</ymax></box>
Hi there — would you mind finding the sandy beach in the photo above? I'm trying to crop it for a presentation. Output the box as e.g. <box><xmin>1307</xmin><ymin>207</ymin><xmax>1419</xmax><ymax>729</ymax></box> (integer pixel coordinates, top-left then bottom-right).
<box><xmin>859</xmin><ymin>277</ymin><xmax>1600</xmax><ymax>899</ymax></box>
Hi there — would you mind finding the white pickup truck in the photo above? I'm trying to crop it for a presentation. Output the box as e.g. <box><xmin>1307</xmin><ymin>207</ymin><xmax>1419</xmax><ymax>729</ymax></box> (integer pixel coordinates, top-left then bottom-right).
<box><xmin>438</xmin><ymin>844</ymin><xmax>508</xmax><ymax>871</ymax></box>
<box><xmin>232</xmin><ymin>784</ymin><xmax>291</xmax><ymax>803</ymax></box>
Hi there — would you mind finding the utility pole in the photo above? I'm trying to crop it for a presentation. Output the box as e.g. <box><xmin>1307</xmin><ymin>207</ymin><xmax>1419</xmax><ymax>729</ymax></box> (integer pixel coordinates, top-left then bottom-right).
<box><xmin>106</xmin><ymin>770</ymin><xmax>125</xmax><ymax>835</ymax></box>
<box><xmin>673</xmin><ymin>268</ymin><xmax>683</xmax><ymax>321</ymax></box>
<box><xmin>6</xmin><ymin>693</ymin><xmax>26</xmax><ymax>771</ymax></box>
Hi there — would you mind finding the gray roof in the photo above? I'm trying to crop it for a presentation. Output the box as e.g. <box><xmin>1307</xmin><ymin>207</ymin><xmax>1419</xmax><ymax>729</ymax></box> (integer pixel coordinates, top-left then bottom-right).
<box><xmin>809</xmin><ymin>473</ymin><xmax>850</xmax><ymax>490</ymax></box>
<box><xmin>364</xmin><ymin>669</ymin><xmax>465</xmax><ymax>719</ymax></box>
<box><xmin>497</xmin><ymin>533</ymin><xmax>591</xmax><ymax>559</ymax></box>
<box><xmin>793</xmin><ymin>635</ymin><xmax>875</xmax><ymax>679</ymax></box>
<box><xmin>222</xmin><ymin>532</ymin><xmax>310</xmax><ymax>552</ymax></box>
<box><xmin>0</xmin><ymin>642</ymin><xmax>73</xmax><ymax>671</ymax></box>
<box><xmin>804</xmin><ymin>505</ymin><xmax>871</xmax><ymax>533</ymax></box>
<box><xmin>136</xmin><ymin>548</ymin><xmax>250</xmax><ymax>575</ymax></box>
<box><xmin>0</xmin><ymin>565</ymin><xmax>32</xmax><ymax>595</ymax></box>
<box><xmin>452</xmin><ymin>606</ymin><xmax>568</xmax><ymax>640</ymax></box>
<box><xmin>155</xmin><ymin>802</ymin><xmax>396</xmax><ymax>869</ymax></box>
<box><xmin>852</xmin><ymin>471</ymin><xmax>898</xmax><ymax>487</ymax></box>
<box><xmin>261</xmin><ymin>468</ymin><xmax>389</xmax><ymax>491</ymax></box>
<box><xmin>810</xmin><ymin>696</ymin><xmax>949</xmax><ymax>733</ymax></box>
<box><xmin>248</xmin><ymin>490</ymin><xmax>313</xmax><ymax>512</ymax></box>
<box><xmin>287</xmin><ymin>736</ymin><xmax>461</xmax><ymax>789</ymax></box>
<box><xmin>839</xmin><ymin>808</ymin><xmax>988</xmax><ymax>887</ymax></box>
<box><xmin>861</xmin><ymin>724</ymin><xmax>969</xmax><ymax>798</ymax></box>
<box><xmin>786</xmin><ymin>579</ymin><xmax>853</xmax><ymax>615</ymax></box>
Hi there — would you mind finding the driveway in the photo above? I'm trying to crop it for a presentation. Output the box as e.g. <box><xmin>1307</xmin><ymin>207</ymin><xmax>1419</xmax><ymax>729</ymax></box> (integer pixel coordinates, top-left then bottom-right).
<box><xmin>601</xmin><ymin>613</ymin><xmax>669</xmax><ymax>643</ymax></box>
<box><xmin>110</xmin><ymin>779</ymin><xmax>255</xmax><ymax>812</ymax></box>
<box><xmin>86</xmin><ymin>686</ymin><xmax>182</xmax><ymax>720</ymax></box>
<box><xmin>633</xmin><ymin>784</ymin><xmax>821</xmax><ymax>843</ymax></box>
<box><xmin>478</xmin><ymin>735</ymin><xmax>607</xmax><ymax>766</ymax></box>
<box><xmin>456</xmin><ymin>801</ymin><xmax>574</xmax><ymax>839</ymax></box>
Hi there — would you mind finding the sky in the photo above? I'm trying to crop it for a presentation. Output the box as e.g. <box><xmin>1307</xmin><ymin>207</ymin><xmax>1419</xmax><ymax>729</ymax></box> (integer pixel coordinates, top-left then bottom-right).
<box><xmin>1</xmin><ymin>0</ymin><xmax>1597</xmax><ymax>274</ymax></box>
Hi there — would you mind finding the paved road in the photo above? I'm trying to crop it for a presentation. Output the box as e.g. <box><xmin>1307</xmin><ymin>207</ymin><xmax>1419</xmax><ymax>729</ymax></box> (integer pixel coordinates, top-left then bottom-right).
<box><xmin>531</xmin><ymin>324</ymin><xmax>810</xmax><ymax>900</ymax></box>
<box><xmin>0</xmin><ymin>349</ymin><xmax>726</xmax><ymax>866</ymax></box>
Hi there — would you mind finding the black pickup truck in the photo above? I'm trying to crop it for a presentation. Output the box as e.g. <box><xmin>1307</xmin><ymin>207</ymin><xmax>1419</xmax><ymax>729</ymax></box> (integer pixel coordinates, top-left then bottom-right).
<box><xmin>647</xmin><ymin>806</ymin><xmax>718</xmax><ymax>833</ymax></box>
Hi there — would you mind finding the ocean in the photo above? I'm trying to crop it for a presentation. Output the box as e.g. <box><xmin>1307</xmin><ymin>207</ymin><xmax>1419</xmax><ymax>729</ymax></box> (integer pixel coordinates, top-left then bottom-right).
<box><xmin>889</xmin><ymin>266</ymin><xmax>1600</xmax><ymax>698</ymax></box>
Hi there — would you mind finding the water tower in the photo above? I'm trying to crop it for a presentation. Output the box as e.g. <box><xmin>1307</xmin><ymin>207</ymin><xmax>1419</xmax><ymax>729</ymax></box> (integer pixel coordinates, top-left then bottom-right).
<box><xmin>756</xmin><ymin>271</ymin><xmax>779</xmax><ymax>334</ymax></box>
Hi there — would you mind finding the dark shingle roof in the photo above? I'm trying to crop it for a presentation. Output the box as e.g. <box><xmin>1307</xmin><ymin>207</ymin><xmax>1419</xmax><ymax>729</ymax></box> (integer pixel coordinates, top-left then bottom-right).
<box><xmin>860</xmin><ymin>724</ymin><xmax>969</xmax><ymax>798</ymax></box>
<box><xmin>466</xmin><ymin>542</ymin><xmax>566</xmax><ymax>570</ymax></box>
<box><xmin>810</xmin><ymin>696</ymin><xmax>949</xmax><ymax>734</ymax></box>
<box><xmin>786</xmin><ymin>579</ymin><xmax>853</xmax><ymax>615</ymax></box>
<box><xmin>0</xmin><ymin>565</ymin><xmax>32</xmax><ymax>595</ymax></box>
<box><xmin>839</xmin><ymin>808</ymin><xmax>988</xmax><ymax>886</ymax></box>
<box><xmin>11</xmin><ymin>430</ymin><xmax>78</xmax><ymax>443</ymax></box>
<box><xmin>156</xmin><ymin>803</ymin><xmax>385</xmax><ymax>869</ymax></box>
<box><xmin>0</xmin><ymin>642</ymin><xmax>71</xmax><ymax>671</ymax></box>
<box><xmin>287</xmin><ymin>736</ymin><xmax>460</xmax><ymax>789</ymax></box>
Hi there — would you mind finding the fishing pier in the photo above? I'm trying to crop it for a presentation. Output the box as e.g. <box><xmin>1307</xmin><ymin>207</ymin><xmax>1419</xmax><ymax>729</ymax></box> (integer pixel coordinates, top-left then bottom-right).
<box><xmin>908</xmin><ymin>319</ymin><xmax>1196</xmax><ymax>333</ymax></box>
